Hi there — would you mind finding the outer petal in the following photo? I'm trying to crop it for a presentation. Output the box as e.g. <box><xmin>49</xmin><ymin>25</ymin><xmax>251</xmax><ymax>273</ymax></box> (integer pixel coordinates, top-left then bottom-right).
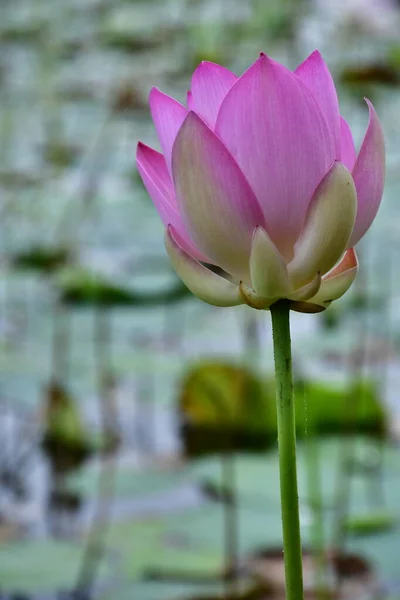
<box><xmin>290</xmin><ymin>301</ymin><xmax>325</xmax><ymax>314</ymax></box>
<box><xmin>165</xmin><ymin>226</ymin><xmax>243</xmax><ymax>307</ymax></box>
<box><xmin>340</xmin><ymin>117</ymin><xmax>356</xmax><ymax>172</ymax></box>
<box><xmin>172</xmin><ymin>112</ymin><xmax>264</xmax><ymax>282</ymax></box>
<box><xmin>249</xmin><ymin>227</ymin><xmax>290</xmax><ymax>298</ymax></box>
<box><xmin>149</xmin><ymin>88</ymin><xmax>187</xmax><ymax>171</ymax></box>
<box><xmin>324</xmin><ymin>247</ymin><xmax>358</xmax><ymax>279</ymax></box>
<box><xmin>215</xmin><ymin>54</ymin><xmax>334</xmax><ymax>260</ymax></box>
<box><xmin>295</xmin><ymin>50</ymin><xmax>341</xmax><ymax>158</ymax></box>
<box><xmin>289</xmin><ymin>274</ymin><xmax>321</xmax><ymax>302</ymax></box>
<box><xmin>348</xmin><ymin>100</ymin><xmax>385</xmax><ymax>247</ymax></box>
<box><xmin>308</xmin><ymin>248</ymin><xmax>358</xmax><ymax>307</ymax></box>
<box><xmin>136</xmin><ymin>143</ymin><xmax>207</xmax><ymax>262</ymax></box>
<box><xmin>288</xmin><ymin>162</ymin><xmax>357</xmax><ymax>289</ymax></box>
<box><xmin>188</xmin><ymin>62</ymin><xmax>237</xmax><ymax>129</ymax></box>
<box><xmin>239</xmin><ymin>282</ymin><xmax>274</xmax><ymax>310</ymax></box>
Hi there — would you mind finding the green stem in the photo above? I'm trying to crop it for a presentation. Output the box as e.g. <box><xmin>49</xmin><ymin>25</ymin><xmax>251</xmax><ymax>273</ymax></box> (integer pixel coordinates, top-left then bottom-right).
<box><xmin>270</xmin><ymin>300</ymin><xmax>304</xmax><ymax>600</ymax></box>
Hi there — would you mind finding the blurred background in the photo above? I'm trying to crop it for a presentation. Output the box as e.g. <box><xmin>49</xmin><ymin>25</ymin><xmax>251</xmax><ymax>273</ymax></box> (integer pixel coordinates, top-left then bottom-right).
<box><xmin>0</xmin><ymin>0</ymin><xmax>400</xmax><ymax>598</ymax></box>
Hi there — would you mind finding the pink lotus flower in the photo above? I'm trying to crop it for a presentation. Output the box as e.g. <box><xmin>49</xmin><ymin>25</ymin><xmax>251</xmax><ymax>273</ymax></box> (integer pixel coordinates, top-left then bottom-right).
<box><xmin>136</xmin><ymin>51</ymin><xmax>385</xmax><ymax>312</ymax></box>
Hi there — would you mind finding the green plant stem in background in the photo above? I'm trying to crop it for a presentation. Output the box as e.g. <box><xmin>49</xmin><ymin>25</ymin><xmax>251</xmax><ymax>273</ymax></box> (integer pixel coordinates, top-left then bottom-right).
<box><xmin>270</xmin><ymin>300</ymin><xmax>304</xmax><ymax>600</ymax></box>
<box><xmin>306</xmin><ymin>425</ymin><xmax>326</xmax><ymax>598</ymax></box>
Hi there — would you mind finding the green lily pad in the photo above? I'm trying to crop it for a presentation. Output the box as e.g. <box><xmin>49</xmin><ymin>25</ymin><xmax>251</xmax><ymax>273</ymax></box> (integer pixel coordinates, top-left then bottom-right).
<box><xmin>344</xmin><ymin>512</ymin><xmax>397</xmax><ymax>537</ymax></box>
<box><xmin>179</xmin><ymin>361</ymin><xmax>387</xmax><ymax>456</ymax></box>
<box><xmin>0</xmin><ymin>22</ymin><xmax>44</xmax><ymax>43</ymax></box>
<box><xmin>0</xmin><ymin>539</ymin><xmax>112</xmax><ymax>592</ymax></box>
<box><xmin>57</xmin><ymin>266</ymin><xmax>190</xmax><ymax>306</ymax></box>
<box><xmin>11</xmin><ymin>245</ymin><xmax>71</xmax><ymax>273</ymax></box>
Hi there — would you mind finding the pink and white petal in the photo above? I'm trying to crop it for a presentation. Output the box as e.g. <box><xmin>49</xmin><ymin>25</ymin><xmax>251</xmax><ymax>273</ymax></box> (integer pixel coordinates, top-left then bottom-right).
<box><xmin>324</xmin><ymin>247</ymin><xmax>358</xmax><ymax>279</ymax></box>
<box><xmin>289</xmin><ymin>273</ymin><xmax>321</xmax><ymax>302</ymax></box>
<box><xmin>288</xmin><ymin>162</ymin><xmax>357</xmax><ymax>288</ymax></box>
<box><xmin>348</xmin><ymin>99</ymin><xmax>385</xmax><ymax>247</ymax></box>
<box><xmin>340</xmin><ymin>117</ymin><xmax>356</xmax><ymax>171</ymax></box>
<box><xmin>165</xmin><ymin>226</ymin><xmax>243</xmax><ymax>307</ymax></box>
<box><xmin>172</xmin><ymin>112</ymin><xmax>264</xmax><ymax>282</ymax></box>
<box><xmin>308</xmin><ymin>248</ymin><xmax>358</xmax><ymax>306</ymax></box>
<box><xmin>136</xmin><ymin>142</ymin><xmax>175</xmax><ymax>211</ymax></box>
<box><xmin>308</xmin><ymin>266</ymin><xmax>358</xmax><ymax>307</ymax></box>
<box><xmin>136</xmin><ymin>142</ymin><xmax>207</xmax><ymax>262</ymax></box>
<box><xmin>249</xmin><ymin>227</ymin><xmax>290</xmax><ymax>298</ymax></box>
<box><xmin>149</xmin><ymin>87</ymin><xmax>187</xmax><ymax>171</ymax></box>
<box><xmin>295</xmin><ymin>50</ymin><xmax>341</xmax><ymax>158</ymax></box>
<box><xmin>189</xmin><ymin>62</ymin><xmax>237</xmax><ymax>129</ymax></box>
<box><xmin>215</xmin><ymin>54</ymin><xmax>334</xmax><ymax>260</ymax></box>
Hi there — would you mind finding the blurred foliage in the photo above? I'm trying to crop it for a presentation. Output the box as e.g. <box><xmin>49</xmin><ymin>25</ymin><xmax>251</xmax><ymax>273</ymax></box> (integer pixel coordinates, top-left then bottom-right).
<box><xmin>245</xmin><ymin>546</ymin><xmax>373</xmax><ymax>599</ymax></box>
<box><xmin>340</xmin><ymin>63</ymin><xmax>400</xmax><ymax>87</ymax></box>
<box><xmin>57</xmin><ymin>266</ymin><xmax>190</xmax><ymax>306</ymax></box>
<box><xmin>11</xmin><ymin>245</ymin><xmax>71</xmax><ymax>273</ymax></box>
<box><xmin>179</xmin><ymin>362</ymin><xmax>387</xmax><ymax>456</ymax></box>
<box><xmin>0</xmin><ymin>169</ymin><xmax>43</xmax><ymax>190</ymax></box>
<box><xmin>387</xmin><ymin>44</ymin><xmax>400</xmax><ymax>70</ymax></box>
<box><xmin>0</xmin><ymin>22</ymin><xmax>45</xmax><ymax>43</ymax></box>
<box><xmin>111</xmin><ymin>83</ymin><xmax>147</xmax><ymax>113</ymax></box>
<box><xmin>187</xmin><ymin>23</ymin><xmax>228</xmax><ymax>72</ymax></box>
<box><xmin>250</xmin><ymin>0</ymin><xmax>299</xmax><ymax>42</ymax></box>
<box><xmin>41</xmin><ymin>381</ymin><xmax>118</xmax><ymax>477</ymax></box>
<box><xmin>319</xmin><ymin>305</ymin><xmax>341</xmax><ymax>330</ymax></box>
<box><xmin>100</xmin><ymin>22</ymin><xmax>179</xmax><ymax>54</ymax></box>
<box><xmin>0</xmin><ymin>538</ymin><xmax>112</xmax><ymax>592</ymax></box>
<box><xmin>343</xmin><ymin>512</ymin><xmax>397</xmax><ymax>537</ymax></box>
<box><xmin>186</xmin><ymin>586</ymin><xmax>270</xmax><ymax>600</ymax></box>
<box><xmin>41</xmin><ymin>381</ymin><xmax>94</xmax><ymax>474</ymax></box>
<box><xmin>43</xmin><ymin>141</ymin><xmax>81</xmax><ymax>168</ymax></box>
<box><xmin>339</xmin><ymin>59</ymin><xmax>400</xmax><ymax>103</ymax></box>
<box><xmin>57</xmin><ymin>267</ymin><xmax>136</xmax><ymax>306</ymax></box>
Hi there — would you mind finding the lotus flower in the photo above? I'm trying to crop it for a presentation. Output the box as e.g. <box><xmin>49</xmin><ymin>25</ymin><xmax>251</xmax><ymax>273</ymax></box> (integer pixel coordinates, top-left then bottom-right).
<box><xmin>136</xmin><ymin>51</ymin><xmax>385</xmax><ymax>312</ymax></box>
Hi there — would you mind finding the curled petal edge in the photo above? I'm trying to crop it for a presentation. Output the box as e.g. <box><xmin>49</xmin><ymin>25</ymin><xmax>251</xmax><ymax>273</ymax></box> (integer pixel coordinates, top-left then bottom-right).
<box><xmin>239</xmin><ymin>282</ymin><xmax>277</xmax><ymax>310</ymax></box>
<box><xmin>291</xmin><ymin>249</ymin><xmax>358</xmax><ymax>313</ymax></box>
<box><xmin>293</xmin><ymin>248</ymin><xmax>358</xmax><ymax>312</ymax></box>
<box><xmin>289</xmin><ymin>273</ymin><xmax>322</xmax><ymax>302</ymax></box>
<box><xmin>165</xmin><ymin>225</ymin><xmax>244</xmax><ymax>307</ymax></box>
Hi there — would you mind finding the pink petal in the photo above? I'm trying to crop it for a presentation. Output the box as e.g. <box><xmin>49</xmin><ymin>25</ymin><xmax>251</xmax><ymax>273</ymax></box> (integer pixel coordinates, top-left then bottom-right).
<box><xmin>136</xmin><ymin>142</ymin><xmax>207</xmax><ymax>262</ymax></box>
<box><xmin>348</xmin><ymin>99</ymin><xmax>385</xmax><ymax>247</ymax></box>
<box><xmin>295</xmin><ymin>50</ymin><xmax>341</xmax><ymax>158</ymax></box>
<box><xmin>291</xmin><ymin>250</ymin><xmax>358</xmax><ymax>313</ymax></box>
<box><xmin>188</xmin><ymin>62</ymin><xmax>237</xmax><ymax>129</ymax></box>
<box><xmin>172</xmin><ymin>112</ymin><xmax>264</xmax><ymax>282</ymax></box>
<box><xmin>288</xmin><ymin>161</ymin><xmax>357</xmax><ymax>288</ymax></box>
<box><xmin>215</xmin><ymin>54</ymin><xmax>335</xmax><ymax>261</ymax></box>
<box><xmin>340</xmin><ymin>117</ymin><xmax>356</xmax><ymax>171</ymax></box>
<box><xmin>323</xmin><ymin>247</ymin><xmax>358</xmax><ymax>280</ymax></box>
<box><xmin>308</xmin><ymin>248</ymin><xmax>358</xmax><ymax>307</ymax></box>
<box><xmin>165</xmin><ymin>226</ymin><xmax>243</xmax><ymax>307</ymax></box>
<box><xmin>149</xmin><ymin>87</ymin><xmax>187</xmax><ymax>172</ymax></box>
